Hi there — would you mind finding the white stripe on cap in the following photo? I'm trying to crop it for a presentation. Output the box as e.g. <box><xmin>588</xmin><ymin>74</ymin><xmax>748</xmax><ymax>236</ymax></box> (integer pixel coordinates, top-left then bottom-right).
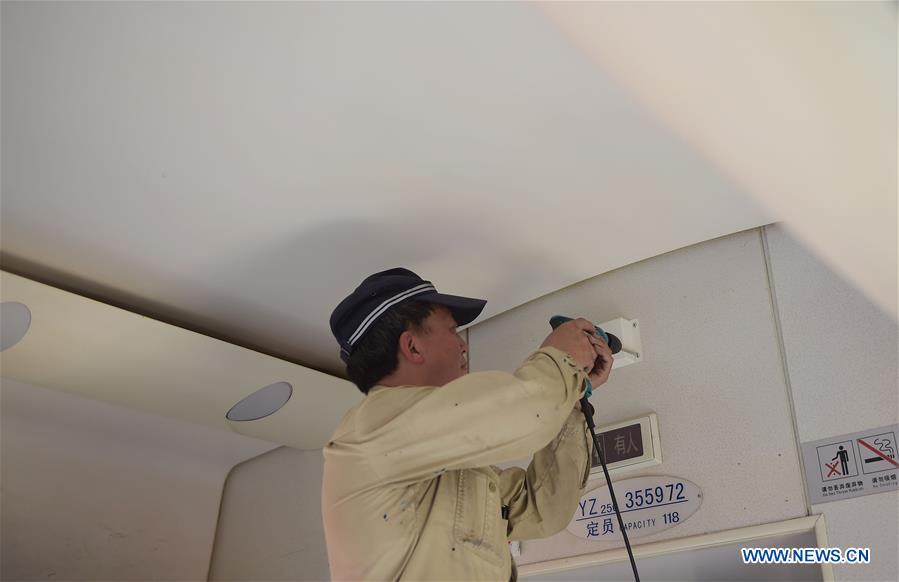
<box><xmin>348</xmin><ymin>283</ymin><xmax>436</xmax><ymax>346</ymax></box>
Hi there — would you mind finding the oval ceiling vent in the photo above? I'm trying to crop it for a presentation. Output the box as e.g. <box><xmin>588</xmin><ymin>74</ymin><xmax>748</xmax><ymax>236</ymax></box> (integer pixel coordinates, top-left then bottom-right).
<box><xmin>1</xmin><ymin>302</ymin><xmax>32</xmax><ymax>351</ymax></box>
<box><xmin>226</xmin><ymin>381</ymin><xmax>293</xmax><ymax>422</ymax></box>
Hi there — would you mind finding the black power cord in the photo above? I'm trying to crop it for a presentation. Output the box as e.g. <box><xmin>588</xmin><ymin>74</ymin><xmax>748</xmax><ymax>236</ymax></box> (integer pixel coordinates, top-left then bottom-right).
<box><xmin>548</xmin><ymin>315</ymin><xmax>639</xmax><ymax>581</ymax></box>
<box><xmin>580</xmin><ymin>397</ymin><xmax>640</xmax><ymax>582</ymax></box>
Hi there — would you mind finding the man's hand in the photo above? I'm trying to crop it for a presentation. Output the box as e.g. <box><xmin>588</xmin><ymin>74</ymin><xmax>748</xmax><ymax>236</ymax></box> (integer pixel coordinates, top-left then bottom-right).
<box><xmin>540</xmin><ymin>318</ymin><xmax>600</xmax><ymax>372</ymax></box>
<box><xmin>576</xmin><ymin>334</ymin><xmax>613</xmax><ymax>413</ymax></box>
<box><xmin>588</xmin><ymin>337</ymin><xmax>613</xmax><ymax>389</ymax></box>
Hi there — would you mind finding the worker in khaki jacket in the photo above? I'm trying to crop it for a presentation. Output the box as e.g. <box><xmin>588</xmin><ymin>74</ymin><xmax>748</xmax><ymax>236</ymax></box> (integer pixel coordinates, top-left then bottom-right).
<box><xmin>323</xmin><ymin>268</ymin><xmax>613</xmax><ymax>581</ymax></box>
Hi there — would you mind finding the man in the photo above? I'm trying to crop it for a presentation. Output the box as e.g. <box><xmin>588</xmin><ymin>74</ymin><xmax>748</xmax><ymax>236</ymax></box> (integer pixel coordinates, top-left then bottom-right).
<box><xmin>832</xmin><ymin>445</ymin><xmax>850</xmax><ymax>476</ymax></box>
<box><xmin>323</xmin><ymin>268</ymin><xmax>612</xmax><ymax>580</ymax></box>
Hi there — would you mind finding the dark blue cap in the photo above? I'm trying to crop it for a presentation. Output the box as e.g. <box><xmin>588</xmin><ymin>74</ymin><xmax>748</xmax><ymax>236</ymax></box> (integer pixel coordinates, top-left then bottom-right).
<box><xmin>329</xmin><ymin>267</ymin><xmax>487</xmax><ymax>362</ymax></box>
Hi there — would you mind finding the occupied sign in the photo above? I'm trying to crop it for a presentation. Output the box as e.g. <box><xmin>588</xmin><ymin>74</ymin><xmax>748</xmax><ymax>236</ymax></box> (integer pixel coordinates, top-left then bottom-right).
<box><xmin>566</xmin><ymin>475</ymin><xmax>702</xmax><ymax>542</ymax></box>
<box><xmin>593</xmin><ymin>422</ymin><xmax>644</xmax><ymax>466</ymax></box>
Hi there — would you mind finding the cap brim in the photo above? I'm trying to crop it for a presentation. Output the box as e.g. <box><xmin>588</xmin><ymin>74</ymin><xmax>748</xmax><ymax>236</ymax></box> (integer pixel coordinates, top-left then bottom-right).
<box><xmin>418</xmin><ymin>292</ymin><xmax>487</xmax><ymax>327</ymax></box>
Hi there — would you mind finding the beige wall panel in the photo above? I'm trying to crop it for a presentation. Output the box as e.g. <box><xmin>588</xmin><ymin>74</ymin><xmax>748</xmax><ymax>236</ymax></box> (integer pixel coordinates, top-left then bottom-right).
<box><xmin>469</xmin><ymin>228</ymin><xmax>808</xmax><ymax>564</ymax></box>
<box><xmin>1</xmin><ymin>378</ymin><xmax>275</xmax><ymax>581</ymax></box>
<box><xmin>209</xmin><ymin>447</ymin><xmax>330</xmax><ymax>581</ymax></box>
<box><xmin>764</xmin><ymin>224</ymin><xmax>898</xmax><ymax>582</ymax></box>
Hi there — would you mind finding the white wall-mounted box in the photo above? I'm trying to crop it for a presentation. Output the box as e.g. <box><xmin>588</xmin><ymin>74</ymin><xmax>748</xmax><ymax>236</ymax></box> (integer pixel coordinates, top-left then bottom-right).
<box><xmin>597</xmin><ymin>317</ymin><xmax>643</xmax><ymax>369</ymax></box>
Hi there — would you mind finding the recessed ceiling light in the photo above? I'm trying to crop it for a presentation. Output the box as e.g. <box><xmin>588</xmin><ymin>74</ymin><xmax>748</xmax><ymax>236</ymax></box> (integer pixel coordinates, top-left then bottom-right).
<box><xmin>226</xmin><ymin>381</ymin><xmax>293</xmax><ymax>422</ymax></box>
<box><xmin>1</xmin><ymin>302</ymin><xmax>32</xmax><ymax>351</ymax></box>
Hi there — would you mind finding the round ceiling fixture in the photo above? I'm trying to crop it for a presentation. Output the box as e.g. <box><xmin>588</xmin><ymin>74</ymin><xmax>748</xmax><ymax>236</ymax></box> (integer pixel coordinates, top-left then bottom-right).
<box><xmin>1</xmin><ymin>302</ymin><xmax>32</xmax><ymax>351</ymax></box>
<box><xmin>226</xmin><ymin>381</ymin><xmax>293</xmax><ymax>421</ymax></box>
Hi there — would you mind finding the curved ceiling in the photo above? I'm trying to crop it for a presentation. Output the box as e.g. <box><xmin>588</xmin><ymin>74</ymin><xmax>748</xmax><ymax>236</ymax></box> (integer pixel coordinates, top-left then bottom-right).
<box><xmin>1</xmin><ymin>2</ymin><xmax>894</xmax><ymax>384</ymax></box>
<box><xmin>540</xmin><ymin>1</ymin><xmax>896</xmax><ymax>320</ymax></box>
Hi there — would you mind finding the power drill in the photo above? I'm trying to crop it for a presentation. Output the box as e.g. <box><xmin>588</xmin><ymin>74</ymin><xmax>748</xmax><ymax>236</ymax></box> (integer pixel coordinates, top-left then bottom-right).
<box><xmin>549</xmin><ymin>315</ymin><xmax>622</xmax><ymax>398</ymax></box>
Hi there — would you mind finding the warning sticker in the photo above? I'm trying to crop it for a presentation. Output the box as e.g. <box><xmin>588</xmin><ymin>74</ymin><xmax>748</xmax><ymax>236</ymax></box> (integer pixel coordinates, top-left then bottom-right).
<box><xmin>802</xmin><ymin>423</ymin><xmax>899</xmax><ymax>505</ymax></box>
<box><xmin>816</xmin><ymin>440</ymin><xmax>858</xmax><ymax>482</ymax></box>
<box><xmin>858</xmin><ymin>432</ymin><xmax>898</xmax><ymax>475</ymax></box>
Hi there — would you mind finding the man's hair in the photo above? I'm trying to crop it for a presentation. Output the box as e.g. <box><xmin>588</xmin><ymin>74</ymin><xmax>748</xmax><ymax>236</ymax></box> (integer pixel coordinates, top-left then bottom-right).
<box><xmin>345</xmin><ymin>300</ymin><xmax>436</xmax><ymax>394</ymax></box>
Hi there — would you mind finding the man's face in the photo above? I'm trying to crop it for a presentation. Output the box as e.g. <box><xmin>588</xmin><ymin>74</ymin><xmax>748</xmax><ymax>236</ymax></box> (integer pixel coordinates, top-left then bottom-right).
<box><xmin>414</xmin><ymin>306</ymin><xmax>469</xmax><ymax>386</ymax></box>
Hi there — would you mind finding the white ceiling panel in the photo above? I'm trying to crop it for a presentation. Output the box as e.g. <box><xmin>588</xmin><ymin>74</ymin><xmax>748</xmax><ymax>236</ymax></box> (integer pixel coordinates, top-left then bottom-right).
<box><xmin>2</xmin><ymin>2</ymin><xmax>891</xmax><ymax>393</ymax></box>
<box><xmin>1</xmin><ymin>2</ymin><xmax>776</xmax><ymax>377</ymax></box>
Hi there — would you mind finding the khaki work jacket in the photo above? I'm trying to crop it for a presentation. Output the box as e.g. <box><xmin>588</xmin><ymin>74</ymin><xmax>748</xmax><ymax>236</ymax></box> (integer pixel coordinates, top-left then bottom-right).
<box><xmin>322</xmin><ymin>347</ymin><xmax>593</xmax><ymax>581</ymax></box>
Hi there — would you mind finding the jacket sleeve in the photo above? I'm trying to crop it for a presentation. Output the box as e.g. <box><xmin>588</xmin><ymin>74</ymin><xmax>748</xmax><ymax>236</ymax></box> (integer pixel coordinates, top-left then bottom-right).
<box><xmin>355</xmin><ymin>347</ymin><xmax>588</xmax><ymax>485</ymax></box>
<box><xmin>497</xmin><ymin>409</ymin><xmax>593</xmax><ymax>540</ymax></box>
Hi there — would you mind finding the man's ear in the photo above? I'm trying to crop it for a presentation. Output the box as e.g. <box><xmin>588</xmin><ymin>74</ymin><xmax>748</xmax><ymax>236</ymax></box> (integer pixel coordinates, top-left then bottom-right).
<box><xmin>397</xmin><ymin>330</ymin><xmax>425</xmax><ymax>364</ymax></box>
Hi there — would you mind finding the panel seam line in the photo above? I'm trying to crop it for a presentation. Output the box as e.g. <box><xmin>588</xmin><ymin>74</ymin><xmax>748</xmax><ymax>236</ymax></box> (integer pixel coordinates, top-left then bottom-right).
<box><xmin>761</xmin><ymin>226</ymin><xmax>812</xmax><ymax>515</ymax></box>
